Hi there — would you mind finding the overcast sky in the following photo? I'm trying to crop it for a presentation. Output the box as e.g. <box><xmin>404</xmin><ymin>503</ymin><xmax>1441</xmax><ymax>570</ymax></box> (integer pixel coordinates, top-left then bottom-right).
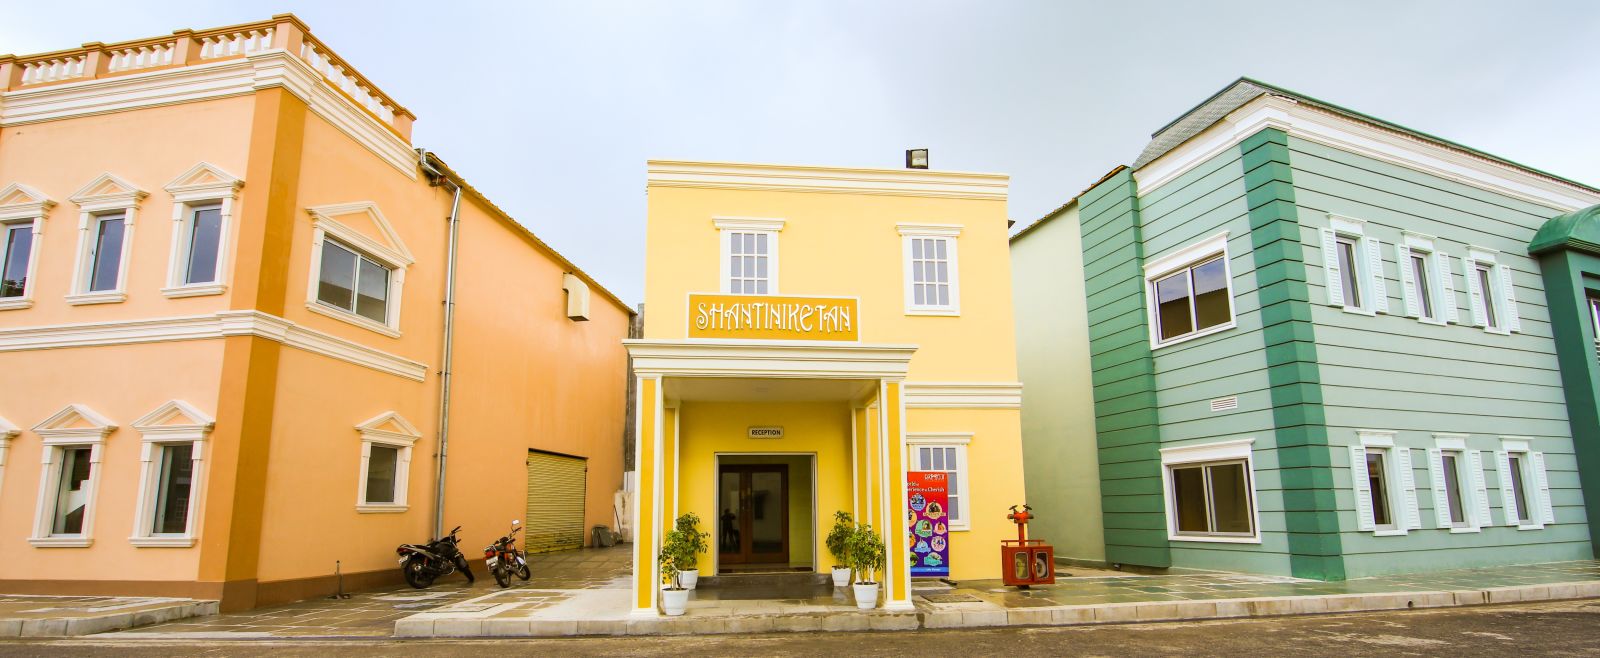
<box><xmin>5</xmin><ymin>1</ymin><xmax>1596</xmax><ymax>304</ymax></box>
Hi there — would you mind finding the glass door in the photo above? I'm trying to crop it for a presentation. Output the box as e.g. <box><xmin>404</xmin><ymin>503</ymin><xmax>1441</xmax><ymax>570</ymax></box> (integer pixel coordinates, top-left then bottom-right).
<box><xmin>717</xmin><ymin>464</ymin><xmax>788</xmax><ymax>566</ymax></box>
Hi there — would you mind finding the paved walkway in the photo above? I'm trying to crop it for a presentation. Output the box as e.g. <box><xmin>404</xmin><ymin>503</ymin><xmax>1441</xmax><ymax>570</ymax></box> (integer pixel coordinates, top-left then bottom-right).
<box><xmin>0</xmin><ymin>594</ymin><xmax>215</xmax><ymax>637</ymax></box>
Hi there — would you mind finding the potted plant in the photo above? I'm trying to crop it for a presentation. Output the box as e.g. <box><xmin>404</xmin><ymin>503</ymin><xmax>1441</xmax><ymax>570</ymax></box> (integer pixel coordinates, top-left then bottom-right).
<box><xmin>657</xmin><ymin>530</ymin><xmax>691</xmax><ymax>616</ymax></box>
<box><xmin>673</xmin><ymin>513</ymin><xmax>709</xmax><ymax>590</ymax></box>
<box><xmin>844</xmin><ymin>524</ymin><xmax>886</xmax><ymax>610</ymax></box>
<box><xmin>825</xmin><ymin>511</ymin><xmax>854</xmax><ymax>587</ymax></box>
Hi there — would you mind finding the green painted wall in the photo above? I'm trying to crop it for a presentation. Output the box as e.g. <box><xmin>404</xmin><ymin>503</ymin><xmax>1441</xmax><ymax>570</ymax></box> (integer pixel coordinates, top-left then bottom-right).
<box><xmin>1530</xmin><ymin>246</ymin><xmax>1600</xmax><ymax>554</ymax></box>
<box><xmin>1011</xmin><ymin>201</ymin><xmax>1107</xmax><ymax>564</ymax></box>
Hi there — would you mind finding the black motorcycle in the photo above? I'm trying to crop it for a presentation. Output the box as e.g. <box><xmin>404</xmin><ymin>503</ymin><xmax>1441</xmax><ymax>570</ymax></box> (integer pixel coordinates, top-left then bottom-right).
<box><xmin>396</xmin><ymin>525</ymin><xmax>475</xmax><ymax>588</ymax></box>
<box><xmin>484</xmin><ymin>520</ymin><xmax>532</xmax><ymax>588</ymax></box>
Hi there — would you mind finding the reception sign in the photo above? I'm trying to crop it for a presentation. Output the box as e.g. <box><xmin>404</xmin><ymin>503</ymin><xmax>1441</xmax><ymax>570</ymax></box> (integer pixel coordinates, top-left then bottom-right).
<box><xmin>688</xmin><ymin>294</ymin><xmax>859</xmax><ymax>341</ymax></box>
<box><xmin>907</xmin><ymin>471</ymin><xmax>950</xmax><ymax>578</ymax></box>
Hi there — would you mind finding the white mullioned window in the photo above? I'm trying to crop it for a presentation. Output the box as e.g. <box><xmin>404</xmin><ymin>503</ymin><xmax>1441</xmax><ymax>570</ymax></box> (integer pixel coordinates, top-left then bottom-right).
<box><xmin>29</xmin><ymin>404</ymin><xmax>116</xmax><ymax>548</ymax></box>
<box><xmin>162</xmin><ymin>163</ymin><xmax>244</xmax><ymax>298</ymax></box>
<box><xmin>1494</xmin><ymin>437</ymin><xmax>1555</xmax><ymax>530</ymax></box>
<box><xmin>1160</xmin><ymin>438</ymin><xmax>1259</xmax><ymax>543</ymax></box>
<box><xmin>1428</xmin><ymin>434</ymin><xmax>1492</xmax><ymax>532</ymax></box>
<box><xmin>0</xmin><ymin>183</ymin><xmax>54</xmax><ymax>311</ymax></box>
<box><xmin>1396</xmin><ymin>232</ymin><xmax>1459</xmax><ymax>325</ymax></box>
<box><xmin>304</xmin><ymin>203</ymin><xmax>413</xmax><ymax>337</ymax></box>
<box><xmin>1320</xmin><ymin>214</ymin><xmax>1390</xmax><ymax>315</ymax></box>
<box><xmin>909</xmin><ymin>433</ymin><xmax>972</xmax><ymax>531</ymax></box>
<box><xmin>1144</xmin><ymin>232</ymin><xmax>1235</xmax><ymax>348</ymax></box>
<box><xmin>355</xmin><ymin>412</ymin><xmax>421</xmax><ymax>513</ymax></box>
<box><xmin>67</xmin><ymin>174</ymin><xmax>148</xmax><ymax>305</ymax></box>
<box><xmin>899</xmin><ymin>223</ymin><xmax>963</xmax><ymax>315</ymax></box>
<box><xmin>130</xmin><ymin>401</ymin><xmax>212</xmax><ymax>547</ymax></box>
<box><xmin>1463</xmin><ymin>246</ymin><xmax>1521</xmax><ymax>334</ymax></box>
<box><xmin>715</xmin><ymin>217</ymin><xmax>784</xmax><ymax>295</ymax></box>
<box><xmin>1349</xmin><ymin>431</ymin><xmax>1420</xmax><ymax>535</ymax></box>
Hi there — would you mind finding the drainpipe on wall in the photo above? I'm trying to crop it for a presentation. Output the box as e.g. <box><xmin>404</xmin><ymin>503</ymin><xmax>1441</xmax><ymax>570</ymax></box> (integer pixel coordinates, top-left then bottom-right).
<box><xmin>420</xmin><ymin>149</ymin><xmax>463</xmax><ymax>538</ymax></box>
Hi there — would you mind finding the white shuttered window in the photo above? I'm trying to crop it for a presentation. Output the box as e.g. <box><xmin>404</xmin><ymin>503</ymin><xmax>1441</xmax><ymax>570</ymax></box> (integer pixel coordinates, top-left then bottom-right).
<box><xmin>1350</xmin><ymin>432</ymin><xmax>1419</xmax><ymax>535</ymax></box>
<box><xmin>1320</xmin><ymin>215</ymin><xmax>1388</xmax><ymax>315</ymax></box>
<box><xmin>1463</xmin><ymin>246</ymin><xmax>1520</xmax><ymax>334</ymax></box>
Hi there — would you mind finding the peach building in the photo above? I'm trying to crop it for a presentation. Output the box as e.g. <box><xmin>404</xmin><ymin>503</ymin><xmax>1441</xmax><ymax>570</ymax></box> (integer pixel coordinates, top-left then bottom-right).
<box><xmin>0</xmin><ymin>15</ymin><xmax>631</xmax><ymax>610</ymax></box>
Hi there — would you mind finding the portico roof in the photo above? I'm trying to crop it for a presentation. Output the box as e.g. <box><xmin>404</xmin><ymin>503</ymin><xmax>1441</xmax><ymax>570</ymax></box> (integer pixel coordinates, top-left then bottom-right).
<box><xmin>623</xmin><ymin>339</ymin><xmax>916</xmax><ymax>380</ymax></box>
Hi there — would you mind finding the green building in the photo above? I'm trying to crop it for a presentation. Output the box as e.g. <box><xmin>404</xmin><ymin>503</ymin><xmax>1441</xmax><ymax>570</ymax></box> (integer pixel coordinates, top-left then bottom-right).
<box><xmin>1012</xmin><ymin>79</ymin><xmax>1600</xmax><ymax>579</ymax></box>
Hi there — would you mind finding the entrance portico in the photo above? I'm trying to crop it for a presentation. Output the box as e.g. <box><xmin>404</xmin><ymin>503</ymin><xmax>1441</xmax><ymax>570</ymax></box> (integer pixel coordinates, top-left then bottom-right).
<box><xmin>625</xmin><ymin>339</ymin><xmax>917</xmax><ymax>616</ymax></box>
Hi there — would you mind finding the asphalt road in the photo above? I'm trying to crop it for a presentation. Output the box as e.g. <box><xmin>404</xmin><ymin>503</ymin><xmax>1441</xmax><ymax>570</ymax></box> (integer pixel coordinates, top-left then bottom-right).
<box><xmin>5</xmin><ymin>599</ymin><xmax>1600</xmax><ymax>657</ymax></box>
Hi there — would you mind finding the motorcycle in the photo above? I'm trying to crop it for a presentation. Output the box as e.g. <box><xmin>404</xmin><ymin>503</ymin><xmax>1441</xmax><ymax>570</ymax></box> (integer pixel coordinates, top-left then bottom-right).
<box><xmin>484</xmin><ymin>520</ymin><xmax>532</xmax><ymax>588</ymax></box>
<box><xmin>396</xmin><ymin>525</ymin><xmax>475</xmax><ymax>588</ymax></box>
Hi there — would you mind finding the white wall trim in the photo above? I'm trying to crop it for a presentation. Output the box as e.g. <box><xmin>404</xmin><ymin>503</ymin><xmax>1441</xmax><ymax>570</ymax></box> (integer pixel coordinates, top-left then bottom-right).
<box><xmin>712</xmin><ymin>217</ymin><xmax>786</xmax><ymax>232</ymax></box>
<box><xmin>1158</xmin><ymin>438</ymin><xmax>1262</xmax><ymax>544</ymax></box>
<box><xmin>1134</xmin><ymin>95</ymin><xmax>1600</xmax><ymax>211</ymax></box>
<box><xmin>1147</xmin><ymin>232</ymin><xmax>1237</xmax><ymax>349</ymax></box>
<box><xmin>0</xmin><ymin>182</ymin><xmax>55</xmax><ymax>310</ymax></box>
<box><xmin>895</xmin><ymin>223</ymin><xmax>963</xmax><ymax>237</ymax></box>
<box><xmin>902</xmin><ymin>382</ymin><xmax>1022</xmax><ymax>409</ymax></box>
<box><xmin>128</xmin><ymin>400</ymin><xmax>212</xmax><ymax>548</ymax></box>
<box><xmin>624</xmin><ymin>339</ymin><xmax>916</xmax><ymax>380</ymax></box>
<box><xmin>354</xmin><ymin>411</ymin><xmax>420</xmax><ymax>513</ymax></box>
<box><xmin>29</xmin><ymin>404</ymin><xmax>115</xmax><ymax>548</ymax></box>
<box><xmin>66</xmin><ymin>173</ymin><xmax>147</xmax><ymax>305</ymax></box>
<box><xmin>161</xmin><ymin>163</ymin><xmax>243</xmax><ymax>298</ymax></box>
<box><xmin>647</xmin><ymin>160</ymin><xmax>1009</xmax><ymax>201</ymax></box>
<box><xmin>0</xmin><ymin>310</ymin><xmax>428</xmax><ymax>381</ymax></box>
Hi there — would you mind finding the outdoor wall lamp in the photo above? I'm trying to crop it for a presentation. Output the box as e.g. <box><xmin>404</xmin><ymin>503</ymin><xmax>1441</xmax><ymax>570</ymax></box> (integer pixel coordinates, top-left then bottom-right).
<box><xmin>906</xmin><ymin>148</ymin><xmax>929</xmax><ymax>169</ymax></box>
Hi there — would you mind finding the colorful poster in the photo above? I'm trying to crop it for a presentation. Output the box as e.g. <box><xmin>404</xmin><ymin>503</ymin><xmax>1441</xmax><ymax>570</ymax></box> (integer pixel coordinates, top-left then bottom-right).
<box><xmin>907</xmin><ymin>471</ymin><xmax>950</xmax><ymax>578</ymax></box>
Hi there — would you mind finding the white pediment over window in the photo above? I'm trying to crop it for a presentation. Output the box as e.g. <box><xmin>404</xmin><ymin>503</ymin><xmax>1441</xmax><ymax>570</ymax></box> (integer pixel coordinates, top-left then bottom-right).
<box><xmin>0</xmin><ymin>182</ymin><xmax>56</xmax><ymax>220</ymax></box>
<box><xmin>33</xmin><ymin>404</ymin><xmax>116</xmax><ymax>442</ymax></box>
<box><xmin>0</xmin><ymin>414</ymin><xmax>18</xmax><ymax>440</ymax></box>
<box><xmin>132</xmin><ymin>400</ymin><xmax>216</xmax><ymax>440</ymax></box>
<box><xmin>356</xmin><ymin>411</ymin><xmax>422</xmax><ymax>443</ymax></box>
<box><xmin>307</xmin><ymin>202</ymin><xmax>414</xmax><ymax>266</ymax></box>
<box><xmin>164</xmin><ymin>162</ymin><xmax>244</xmax><ymax>201</ymax></box>
<box><xmin>69</xmin><ymin>173</ymin><xmax>149</xmax><ymax>210</ymax></box>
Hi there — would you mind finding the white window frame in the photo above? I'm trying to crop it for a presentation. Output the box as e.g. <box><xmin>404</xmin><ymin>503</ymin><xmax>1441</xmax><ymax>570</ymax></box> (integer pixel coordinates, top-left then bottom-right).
<box><xmin>1349</xmin><ymin>430</ymin><xmax>1420</xmax><ymax>536</ymax></box>
<box><xmin>162</xmin><ymin>163</ymin><xmax>244</xmax><ymax>299</ymax></box>
<box><xmin>907</xmin><ymin>432</ymin><xmax>972</xmax><ymax>531</ymax></box>
<box><xmin>129</xmin><ymin>401</ymin><xmax>212</xmax><ymax>547</ymax></box>
<box><xmin>1396</xmin><ymin>232</ymin><xmax>1457</xmax><ymax>325</ymax></box>
<box><xmin>67</xmin><ymin>173</ymin><xmax>148</xmax><ymax>305</ymax></box>
<box><xmin>1463</xmin><ymin>246</ymin><xmax>1520</xmax><ymax>335</ymax></box>
<box><xmin>1495</xmin><ymin>437</ymin><xmax>1554</xmax><ymax>531</ymax></box>
<box><xmin>899</xmin><ymin>223</ymin><xmax>963</xmax><ymax>316</ymax></box>
<box><xmin>29</xmin><ymin>404</ymin><xmax>116</xmax><ymax>548</ymax></box>
<box><xmin>355</xmin><ymin>412</ymin><xmax>421</xmax><ymax>513</ymax></box>
<box><xmin>1428</xmin><ymin>434</ymin><xmax>1491</xmax><ymax>533</ymax></box>
<box><xmin>1159</xmin><ymin>438</ymin><xmax>1260</xmax><ymax>543</ymax></box>
<box><xmin>305</xmin><ymin>203</ymin><xmax>413</xmax><ymax>337</ymax></box>
<box><xmin>0</xmin><ymin>182</ymin><xmax>56</xmax><ymax>311</ymax></box>
<box><xmin>1143</xmin><ymin>231</ymin><xmax>1236</xmax><ymax>348</ymax></box>
<box><xmin>715</xmin><ymin>217</ymin><xmax>783</xmax><ymax>295</ymax></box>
<box><xmin>1320</xmin><ymin>215</ymin><xmax>1390</xmax><ymax>316</ymax></box>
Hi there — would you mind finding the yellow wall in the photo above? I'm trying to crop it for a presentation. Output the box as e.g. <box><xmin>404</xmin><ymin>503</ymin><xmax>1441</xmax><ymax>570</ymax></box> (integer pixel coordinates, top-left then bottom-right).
<box><xmin>906</xmin><ymin>407</ymin><xmax>1027</xmax><ymax>581</ymax></box>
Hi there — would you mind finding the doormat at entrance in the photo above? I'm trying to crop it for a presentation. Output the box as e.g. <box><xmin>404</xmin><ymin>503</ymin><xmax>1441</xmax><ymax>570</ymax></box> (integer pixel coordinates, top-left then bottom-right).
<box><xmin>921</xmin><ymin>594</ymin><xmax>983</xmax><ymax>603</ymax></box>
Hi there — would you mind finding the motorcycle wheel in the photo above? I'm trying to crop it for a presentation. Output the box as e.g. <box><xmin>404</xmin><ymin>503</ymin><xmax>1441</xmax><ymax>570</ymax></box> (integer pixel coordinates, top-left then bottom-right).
<box><xmin>403</xmin><ymin>556</ymin><xmax>434</xmax><ymax>589</ymax></box>
<box><xmin>493</xmin><ymin>564</ymin><xmax>510</xmax><ymax>588</ymax></box>
<box><xmin>454</xmin><ymin>555</ymin><xmax>476</xmax><ymax>584</ymax></box>
<box><xmin>515</xmin><ymin>557</ymin><xmax>531</xmax><ymax>581</ymax></box>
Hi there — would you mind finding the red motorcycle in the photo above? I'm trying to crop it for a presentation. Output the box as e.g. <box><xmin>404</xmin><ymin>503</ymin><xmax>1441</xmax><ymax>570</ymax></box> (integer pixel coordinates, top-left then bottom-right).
<box><xmin>484</xmin><ymin>520</ymin><xmax>532</xmax><ymax>588</ymax></box>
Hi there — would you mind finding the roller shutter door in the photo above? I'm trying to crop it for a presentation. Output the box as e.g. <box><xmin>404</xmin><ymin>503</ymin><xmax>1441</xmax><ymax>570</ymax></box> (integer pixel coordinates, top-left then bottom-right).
<box><xmin>526</xmin><ymin>451</ymin><xmax>588</xmax><ymax>553</ymax></box>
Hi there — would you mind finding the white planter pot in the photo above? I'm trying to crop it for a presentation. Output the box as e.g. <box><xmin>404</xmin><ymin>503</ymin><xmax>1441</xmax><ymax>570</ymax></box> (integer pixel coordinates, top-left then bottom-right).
<box><xmin>831</xmin><ymin>566</ymin><xmax>852</xmax><ymax>587</ymax></box>
<box><xmin>681</xmin><ymin>569</ymin><xmax>699</xmax><ymax>590</ymax></box>
<box><xmin>661</xmin><ymin>588</ymin><xmax>690</xmax><ymax>616</ymax></box>
<box><xmin>852</xmin><ymin>582</ymin><xmax>880</xmax><ymax>610</ymax></box>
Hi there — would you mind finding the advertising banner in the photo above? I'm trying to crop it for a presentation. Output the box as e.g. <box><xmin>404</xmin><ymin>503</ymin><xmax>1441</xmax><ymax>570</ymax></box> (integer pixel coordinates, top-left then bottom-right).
<box><xmin>907</xmin><ymin>471</ymin><xmax>950</xmax><ymax>578</ymax></box>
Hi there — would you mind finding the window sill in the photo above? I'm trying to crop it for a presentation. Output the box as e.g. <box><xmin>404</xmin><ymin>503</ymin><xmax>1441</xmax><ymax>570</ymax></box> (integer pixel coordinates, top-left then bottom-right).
<box><xmin>66</xmin><ymin>291</ymin><xmax>127</xmax><ymax>305</ymax></box>
<box><xmin>130</xmin><ymin>535</ymin><xmax>196</xmax><ymax>547</ymax></box>
<box><xmin>1448</xmin><ymin>526</ymin><xmax>1481</xmax><ymax>534</ymax></box>
<box><xmin>29</xmin><ymin>536</ymin><xmax>93</xmax><ymax>548</ymax></box>
<box><xmin>0</xmin><ymin>297</ymin><xmax>32</xmax><ymax>310</ymax></box>
<box><xmin>306</xmin><ymin>302</ymin><xmax>401</xmax><ymax>338</ymax></box>
<box><xmin>905</xmin><ymin>307</ymin><xmax>960</xmax><ymax>317</ymax></box>
<box><xmin>162</xmin><ymin>284</ymin><xmax>226</xmax><ymax>299</ymax></box>
<box><xmin>1167</xmin><ymin>534</ymin><xmax>1261</xmax><ymax>544</ymax></box>
<box><xmin>1340</xmin><ymin>305</ymin><xmax>1376</xmax><ymax>317</ymax></box>
<box><xmin>357</xmin><ymin>504</ymin><xmax>409</xmax><ymax>514</ymax></box>
<box><xmin>1480</xmin><ymin>326</ymin><xmax>1512</xmax><ymax>336</ymax></box>
<box><xmin>1151</xmin><ymin>321</ymin><xmax>1236</xmax><ymax>350</ymax></box>
<box><xmin>1516</xmin><ymin>523</ymin><xmax>1546</xmax><ymax>531</ymax></box>
<box><xmin>947</xmin><ymin>523</ymin><xmax>971</xmax><ymax>532</ymax></box>
<box><xmin>1373</xmin><ymin>528</ymin><xmax>1407</xmax><ymax>537</ymax></box>
<box><xmin>1413</xmin><ymin>316</ymin><xmax>1447</xmax><ymax>326</ymax></box>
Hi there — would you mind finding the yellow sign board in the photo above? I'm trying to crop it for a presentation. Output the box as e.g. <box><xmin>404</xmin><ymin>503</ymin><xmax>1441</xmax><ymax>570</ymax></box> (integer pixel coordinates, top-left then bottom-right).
<box><xmin>688</xmin><ymin>294</ymin><xmax>859</xmax><ymax>341</ymax></box>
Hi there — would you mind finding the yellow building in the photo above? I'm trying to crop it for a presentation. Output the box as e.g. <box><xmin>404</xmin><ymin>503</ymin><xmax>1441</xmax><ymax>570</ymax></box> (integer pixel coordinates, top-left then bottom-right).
<box><xmin>628</xmin><ymin>160</ymin><xmax>1026</xmax><ymax>614</ymax></box>
<box><xmin>0</xmin><ymin>16</ymin><xmax>632</xmax><ymax>610</ymax></box>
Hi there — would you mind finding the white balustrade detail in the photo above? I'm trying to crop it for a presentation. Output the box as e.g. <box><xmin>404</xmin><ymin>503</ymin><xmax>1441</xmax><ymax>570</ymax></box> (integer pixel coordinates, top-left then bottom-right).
<box><xmin>107</xmin><ymin>44</ymin><xmax>175</xmax><ymax>73</ymax></box>
<box><xmin>20</xmin><ymin>55</ymin><xmax>86</xmax><ymax>85</ymax></box>
<box><xmin>298</xmin><ymin>41</ymin><xmax>396</xmax><ymax>123</ymax></box>
<box><xmin>198</xmin><ymin>28</ymin><xmax>274</xmax><ymax>60</ymax></box>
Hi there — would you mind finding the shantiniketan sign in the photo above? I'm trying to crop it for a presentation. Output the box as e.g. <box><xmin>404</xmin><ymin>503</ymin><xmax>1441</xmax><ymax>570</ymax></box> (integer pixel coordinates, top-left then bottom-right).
<box><xmin>688</xmin><ymin>294</ymin><xmax>859</xmax><ymax>341</ymax></box>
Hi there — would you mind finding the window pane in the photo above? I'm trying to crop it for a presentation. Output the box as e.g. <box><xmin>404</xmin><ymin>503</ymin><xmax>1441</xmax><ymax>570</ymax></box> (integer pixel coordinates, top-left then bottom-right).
<box><xmin>948</xmin><ymin>494</ymin><xmax>960</xmax><ymax>522</ymax></box>
<box><xmin>53</xmin><ymin>447</ymin><xmax>94</xmax><ymax>535</ymax></box>
<box><xmin>317</xmin><ymin>241</ymin><xmax>358</xmax><ymax>310</ymax></box>
<box><xmin>356</xmin><ymin>258</ymin><xmax>389</xmax><ymax>323</ymax></box>
<box><xmin>912</xmin><ymin>239</ymin><xmax>923</xmax><ymax>260</ymax></box>
<box><xmin>938</xmin><ymin>283</ymin><xmax>949</xmax><ymax>306</ymax></box>
<box><xmin>185</xmin><ymin>206</ymin><xmax>223</xmax><ymax>284</ymax></box>
<box><xmin>154</xmin><ymin>443</ymin><xmax>195</xmax><ymax>535</ymax></box>
<box><xmin>918</xmin><ymin>447</ymin><xmax>931</xmax><ymax>469</ymax></box>
<box><xmin>931</xmin><ymin>447</ymin><xmax>945</xmax><ymax>471</ymax></box>
<box><xmin>756</xmin><ymin>280</ymin><xmax>768</xmax><ymax>294</ymax></box>
<box><xmin>914</xmin><ymin>283</ymin><xmax>926</xmax><ymax>305</ymax></box>
<box><xmin>1509</xmin><ymin>455</ymin><xmax>1531</xmax><ymax>523</ymax></box>
<box><xmin>366</xmin><ymin>445</ymin><xmax>399</xmax><ymax>504</ymax></box>
<box><xmin>1337</xmin><ymin>238</ymin><xmax>1362</xmax><ymax>308</ymax></box>
<box><xmin>1</xmin><ymin>224</ymin><xmax>32</xmax><ymax>298</ymax></box>
<box><xmin>1412</xmin><ymin>255</ymin><xmax>1433</xmax><ymax>319</ymax></box>
<box><xmin>1155</xmin><ymin>273</ymin><xmax>1193</xmax><ymax>341</ymax></box>
<box><xmin>1192</xmin><ymin>258</ymin><xmax>1231</xmax><ymax>331</ymax></box>
<box><xmin>756</xmin><ymin>255</ymin><xmax>767</xmax><ymax>278</ymax></box>
<box><xmin>1477</xmin><ymin>266</ymin><xmax>1498</xmax><ymax>328</ymax></box>
<box><xmin>755</xmin><ymin>232</ymin><xmax>767</xmax><ymax>255</ymax></box>
<box><xmin>730</xmin><ymin>254</ymin><xmax>742</xmax><ymax>278</ymax></box>
<box><xmin>1208</xmin><ymin>463</ymin><xmax>1253</xmax><ymax>534</ymax></box>
<box><xmin>1442</xmin><ymin>454</ymin><xmax>1466</xmax><ymax>525</ymax></box>
<box><xmin>89</xmin><ymin>215</ymin><xmax>126</xmax><ymax>292</ymax></box>
<box><xmin>743</xmin><ymin>233</ymin><xmax>755</xmax><ymax>255</ymax></box>
<box><xmin>1172</xmin><ymin>466</ymin><xmax>1208</xmax><ymax>533</ymax></box>
<box><xmin>936</xmin><ymin>260</ymin><xmax>949</xmax><ymax>285</ymax></box>
<box><xmin>935</xmin><ymin>239</ymin><xmax>947</xmax><ymax>260</ymax></box>
<box><xmin>1366</xmin><ymin>451</ymin><xmax>1392</xmax><ymax>527</ymax></box>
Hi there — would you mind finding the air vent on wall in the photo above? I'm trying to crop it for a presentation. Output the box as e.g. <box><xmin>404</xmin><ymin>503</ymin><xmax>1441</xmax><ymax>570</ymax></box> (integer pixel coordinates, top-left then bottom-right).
<box><xmin>1210</xmin><ymin>396</ymin><xmax>1239</xmax><ymax>412</ymax></box>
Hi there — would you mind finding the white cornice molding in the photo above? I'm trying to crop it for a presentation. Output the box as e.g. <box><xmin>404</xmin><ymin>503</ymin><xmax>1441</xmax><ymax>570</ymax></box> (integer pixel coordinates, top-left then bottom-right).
<box><xmin>903</xmin><ymin>382</ymin><xmax>1022</xmax><ymax>409</ymax></box>
<box><xmin>131</xmin><ymin>399</ymin><xmax>216</xmax><ymax>440</ymax></box>
<box><xmin>896</xmin><ymin>223</ymin><xmax>964</xmax><ymax>237</ymax></box>
<box><xmin>0</xmin><ymin>311</ymin><xmax>427</xmax><ymax>381</ymax></box>
<box><xmin>0</xmin><ymin>415</ymin><xmax>19</xmax><ymax>441</ymax></box>
<box><xmin>1134</xmin><ymin>95</ymin><xmax>1600</xmax><ymax>212</ymax></box>
<box><xmin>307</xmin><ymin>201</ymin><xmax>416</xmax><ymax>265</ymax></box>
<box><xmin>624</xmin><ymin>338</ymin><xmax>917</xmax><ymax>379</ymax></box>
<box><xmin>356</xmin><ymin>410</ymin><xmax>423</xmax><ymax>444</ymax></box>
<box><xmin>69</xmin><ymin>173</ymin><xmax>149</xmax><ymax>212</ymax></box>
<box><xmin>248</xmin><ymin>51</ymin><xmax>418</xmax><ymax>179</ymax></box>
<box><xmin>712</xmin><ymin>217</ymin><xmax>786</xmax><ymax>232</ymax></box>
<box><xmin>0</xmin><ymin>182</ymin><xmax>57</xmax><ymax>221</ymax></box>
<box><xmin>33</xmin><ymin>403</ymin><xmax>116</xmax><ymax>442</ymax></box>
<box><xmin>647</xmin><ymin>160</ymin><xmax>1009</xmax><ymax>201</ymax></box>
<box><xmin>163</xmin><ymin>162</ymin><xmax>244</xmax><ymax>201</ymax></box>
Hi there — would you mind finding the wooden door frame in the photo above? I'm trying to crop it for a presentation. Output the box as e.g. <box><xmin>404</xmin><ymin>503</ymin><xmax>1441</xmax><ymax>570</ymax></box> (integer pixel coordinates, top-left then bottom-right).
<box><xmin>716</xmin><ymin>463</ymin><xmax>790</xmax><ymax>566</ymax></box>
